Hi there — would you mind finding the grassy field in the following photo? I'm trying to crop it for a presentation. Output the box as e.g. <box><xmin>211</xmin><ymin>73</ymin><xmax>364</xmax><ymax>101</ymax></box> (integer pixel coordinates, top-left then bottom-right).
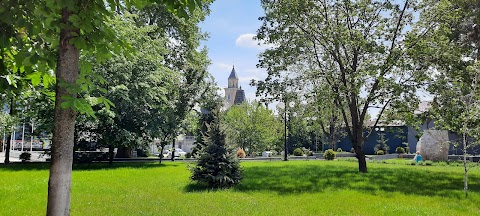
<box><xmin>0</xmin><ymin>160</ymin><xmax>479</xmax><ymax>215</ymax></box>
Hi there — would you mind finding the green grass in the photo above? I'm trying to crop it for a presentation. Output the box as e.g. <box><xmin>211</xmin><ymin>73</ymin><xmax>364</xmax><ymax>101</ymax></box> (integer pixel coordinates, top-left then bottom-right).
<box><xmin>1</xmin><ymin>161</ymin><xmax>479</xmax><ymax>215</ymax></box>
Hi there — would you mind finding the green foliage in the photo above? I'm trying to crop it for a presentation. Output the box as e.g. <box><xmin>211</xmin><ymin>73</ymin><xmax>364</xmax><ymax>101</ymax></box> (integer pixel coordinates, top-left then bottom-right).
<box><xmin>395</xmin><ymin>147</ymin><xmax>405</xmax><ymax>154</ymax></box>
<box><xmin>425</xmin><ymin>160</ymin><xmax>433</xmax><ymax>166</ymax></box>
<box><xmin>19</xmin><ymin>152</ymin><xmax>31</xmax><ymax>162</ymax></box>
<box><xmin>350</xmin><ymin>148</ymin><xmax>355</xmax><ymax>153</ymax></box>
<box><xmin>293</xmin><ymin>148</ymin><xmax>304</xmax><ymax>156</ymax></box>
<box><xmin>223</xmin><ymin>101</ymin><xmax>282</xmax><ymax>154</ymax></box>
<box><xmin>405</xmin><ymin>147</ymin><xmax>410</xmax><ymax>154</ymax></box>
<box><xmin>236</xmin><ymin>148</ymin><xmax>246</xmax><ymax>158</ymax></box>
<box><xmin>191</xmin><ymin>108</ymin><xmax>243</xmax><ymax>188</ymax></box>
<box><xmin>376</xmin><ymin>150</ymin><xmax>385</xmax><ymax>155</ymax></box>
<box><xmin>256</xmin><ymin>0</ymin><xmax>431</xmax><ymax>173</ymax></box>
<box><xmin>336</xmin><ymin>148</ymin><xmax>343</xmax><ymax>153</ymax></box>
<box><xmin>323</xmin><ymin>149</ymin><xmax>336</xmax><ymax>160</ymax></box>
<box><xmin>374</xmin><ymin>133</ymin><xmax>389</xmax><ymax>154</ymax></box>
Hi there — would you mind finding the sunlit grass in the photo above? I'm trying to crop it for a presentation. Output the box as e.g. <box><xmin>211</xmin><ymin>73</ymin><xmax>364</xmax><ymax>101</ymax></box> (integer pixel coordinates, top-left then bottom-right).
<box><xmin>0</xmin><ymin>161</ymin><xmax>479</xmax><ymax>215</ymax></box>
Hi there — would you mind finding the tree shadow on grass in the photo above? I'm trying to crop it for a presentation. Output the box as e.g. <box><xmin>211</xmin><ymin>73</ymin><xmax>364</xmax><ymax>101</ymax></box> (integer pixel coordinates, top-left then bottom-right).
<box><xmin>0</xmin><ymin>161</ymin><xmax>178</xmax><ymax>171</ymax></box>
<box><xmin>186</xmin><ymin>163</ymin><xmax>480</xmax><ymax>199</ymax></box>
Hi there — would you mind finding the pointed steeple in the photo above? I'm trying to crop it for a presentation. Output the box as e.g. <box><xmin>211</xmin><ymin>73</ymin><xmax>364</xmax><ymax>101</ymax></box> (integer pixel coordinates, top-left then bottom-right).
<box><xmin>228</xmin><ymin>66</ymin><xmax>238</xmax><ymax>79</ymax></box>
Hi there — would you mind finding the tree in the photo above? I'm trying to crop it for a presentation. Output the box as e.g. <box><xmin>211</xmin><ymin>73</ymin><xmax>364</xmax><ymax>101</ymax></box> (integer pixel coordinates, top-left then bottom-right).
<box><xmin>191</xmin><ymin>107</ymin><xmax>243</xmax><ymax>188</ymax></box>
<box><xmin>223</xmin><ymin>101</ymin><xmax>282</xmax><ymax>155</ymax></box>
<box><xmin>415</xmin><ymin>0</ymin><xmax>480</xmax><ymax>197</ymax></box>
<box><xmin>1</xmin><ymin>0</ymin><xmax>210</xmax><ymax>214</ymax></box>
<box><xmin>256</xmin><ymin>0</ymin><xmax>432</xmax><ymax>172</ymax></box>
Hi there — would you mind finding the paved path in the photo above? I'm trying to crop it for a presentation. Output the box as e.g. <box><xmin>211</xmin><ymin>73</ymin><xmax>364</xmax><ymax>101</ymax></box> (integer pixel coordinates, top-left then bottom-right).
<box><xmin>0</xmin><ymin>150</ymin><xmax>48</xmax><ymax>163</ymax></box>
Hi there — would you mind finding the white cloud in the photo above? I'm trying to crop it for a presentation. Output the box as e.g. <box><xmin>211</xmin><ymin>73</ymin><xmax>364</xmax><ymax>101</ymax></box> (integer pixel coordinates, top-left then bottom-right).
<box><xmin>212</xmin><ymin>62</ymin><xmax>233</xmax><ymax>72</ymax></box>
<box><xmin>235</xmin><ymin>33</ymin><xmax>273</xmax><ymax>50</ymax></box>
<box><xmin>238</xmin><ymin>75</ymin><xmax>260</xmax><ymax>84</ymax></box>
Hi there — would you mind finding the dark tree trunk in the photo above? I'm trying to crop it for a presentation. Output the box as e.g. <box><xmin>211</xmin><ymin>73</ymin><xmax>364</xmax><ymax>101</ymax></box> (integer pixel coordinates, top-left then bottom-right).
<box><xmin>353</xmin><ymin>130</ymin><xmax>368</xmax><ymax>173</ymax></box>
<box><xmin>46</xmin><ymin>8</ymin><xmax>80</xmax><ymax>216</ymax></box>
<box><xmin>4</xmin><ymin>97</ymin><xmax>14</xmax><ymax>164</ymax></box>
<box><xmin>108</xmin><ymin>144</ymin><xmax>114</xmax><ymax>165</ymax></box>
<box><xmin>171</xmin><ymin>139</ymin><xmax>175</xmax><ymax>161</ymax></box>
<box><xmin>4</xmin><ymin>135</ymin><xmax>11</xmax><ymax>164</ymax></box>
<box><xmin>159</xmin><ymin>145</ymin><xmax>165</xmax><ymax>163</ymax></box>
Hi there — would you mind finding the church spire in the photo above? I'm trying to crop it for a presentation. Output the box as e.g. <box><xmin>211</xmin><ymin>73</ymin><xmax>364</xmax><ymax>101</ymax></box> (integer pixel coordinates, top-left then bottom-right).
<box><xmin>228</xmin><ymin>65</ymin><xmax>238</xmax><ymax>79</ymax></box>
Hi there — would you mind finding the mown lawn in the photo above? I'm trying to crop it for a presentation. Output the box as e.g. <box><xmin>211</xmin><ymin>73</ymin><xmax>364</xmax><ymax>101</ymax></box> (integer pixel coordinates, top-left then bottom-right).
<box><xmin>0</xmin><ymin>160</ymin><xmax>479</xmax><ymax>215</ymax></box>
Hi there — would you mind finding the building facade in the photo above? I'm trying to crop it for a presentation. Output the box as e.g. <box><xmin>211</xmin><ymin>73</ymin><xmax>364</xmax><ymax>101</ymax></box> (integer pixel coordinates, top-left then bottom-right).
<box><xmin>224</xmin><ymin>66</ymin><xmax>245</xmax><ymax>109</ymax></box>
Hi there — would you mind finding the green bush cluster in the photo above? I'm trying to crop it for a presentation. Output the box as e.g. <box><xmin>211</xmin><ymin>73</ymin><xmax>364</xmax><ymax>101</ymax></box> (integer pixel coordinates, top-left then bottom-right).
<box><xmin>405</xmin><ymin>147</ymin><xmax>410</xmax><ymax>154</ymax></box>
<box><xmin>293</xmin><ymin>148</ymin><xmax>304</xmax><ymax>156</ymax></box>
<box><xmin>19</xmin><ymin>152</ymin><xmax>31</xmax><ymax>162</ymax></box>
<box><xmin>350</xmin><ymin>148</ymin><xmax>355</xmax><ymax>153</ymax></box>
<box><xmin>395</xmin><ymin>147</ymin><xmax>405</xmax><ymax>154</ymax></box>
<box><xmin>376</xmin><ymin>150</ymin><xmax>385</xmax><ymax>155</ymax></box>
<box><xmin>336</xmin><ymin>148</ymin><xmax>343</xmax><ymax>152</ymax></box>
<box><xmin>323</xmin><ymin>149</ymin><xmax>336</xmax><ymax>160</ymax></box>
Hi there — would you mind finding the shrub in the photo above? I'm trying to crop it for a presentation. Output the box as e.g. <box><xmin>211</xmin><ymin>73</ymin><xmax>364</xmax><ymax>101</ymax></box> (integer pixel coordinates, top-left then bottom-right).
<box><xmin>350</xmin><ymin>148</ymin><xmax>355</xmax><ymax>153</ymax></box>
<box><xmin>405</xmin><ymin>147</ymin><xmax>410</xmax><ymax>154</ymax></box>
<box><xmin>19</xmin><ymin>152</ymin><xmax>31</xmax><ymax>162</ymax></box>
<box><xmin>185</xmin><ymin>152</ymin><xmax>192</xmax><ymax>159</ymax></box>
<box><xmin>323</xmin><ymin>149</ymin><xmax>336</xmax><ymax>160</ymax></box>
<box><xmin>376</xmin><ymin>150</ymin><xmax>385</xmax><ymax>155</ymax></box>
<box><xmin>236</xmin><ymin>148</ymin><xmax>246</xmax><ymax>158</ymax></box>
<box><xmin>293</xmin><ymin>148</ymin><xmax>304</xmax><ymax>156</ymax></box>
<box><xmin>395</xmin><ymin>147</ymin><xmax>405</xmax><ymax>154</ymax></box>
<box><xmin>336</xmin><ymin>148</ymin><xmax>343</xmax><ymax>152</ymax></box>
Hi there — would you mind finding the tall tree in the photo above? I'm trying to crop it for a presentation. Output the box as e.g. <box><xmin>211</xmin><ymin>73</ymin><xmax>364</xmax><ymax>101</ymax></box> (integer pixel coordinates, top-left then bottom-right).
<box><xmin>1</xmin><ymin>0</ymin><xmax>211</xmax><ymax>214</ymax></box>
<box><xmin>256</xmin><ymin>0</ymin><xmax>432</xmax><ymax>172</ymax></box>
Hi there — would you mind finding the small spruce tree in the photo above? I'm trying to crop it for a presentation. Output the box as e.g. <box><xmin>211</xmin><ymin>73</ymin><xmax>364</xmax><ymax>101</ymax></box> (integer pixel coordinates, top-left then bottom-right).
<box><xmin>191</xmin><ymin>108</ymin><xmax>243</xmax><ymax>188</ymax></box>
<box><xmin>374</xmin><ymin>133</ymin><xmax>390</xmax><ymax>154</ymax></box>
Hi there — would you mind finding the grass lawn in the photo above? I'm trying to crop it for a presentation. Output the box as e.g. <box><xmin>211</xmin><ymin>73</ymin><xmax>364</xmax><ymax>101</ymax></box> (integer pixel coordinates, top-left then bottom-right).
<box><xmin>1</xmin><ymin>160</ymin><xmax>479</xmax><ymax>215</ymax></box>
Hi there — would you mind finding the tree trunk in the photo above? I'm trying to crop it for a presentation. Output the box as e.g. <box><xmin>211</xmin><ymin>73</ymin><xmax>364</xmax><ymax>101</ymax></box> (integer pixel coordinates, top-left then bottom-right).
<box><xmin>463</xmin><ymin>132</ymin><xmax>468</xmax><ymax>197</ymax></box>
<box><xmin>353</xmin><ymin>128</ymin><xmax>368</xmax><ymax>173</ymax></box>
<box><xmin>46</xmin><ymin>8</ymin><xmax>79</xmax><ymax>216</ymax></box>
<box><xmin>159</xmin><ymin>145</ymin><xmax>165</xmax><ymax>163</ymax></box>
<box><xmin>108</xmin><ymin>144</ymin><xmax>114</xmax><ymax>165</ymax></box>
<box><xmin>355</xmin><ymin>147</ymin><xmax>368</xmax><ymax>173</ymax></box>
<box><xmin>4</xmin><ymin>97</ymin><xmax>14</xmax><ymax>164</ymax></box>
<box><xmin>4</xmin><ymin>135</ymin><xmax>11</xmax><ymax>164</ymax></box>
<box><xmin>171</xmin><ymin>139</ymin><xmax>175</xmax><ymax>161</ymax></box>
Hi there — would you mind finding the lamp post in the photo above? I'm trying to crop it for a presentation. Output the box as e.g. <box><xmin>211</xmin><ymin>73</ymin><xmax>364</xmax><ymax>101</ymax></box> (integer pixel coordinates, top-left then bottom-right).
<box><xmin>277</xmin><ymin>102</ymin><xmax>287</xmax><ymax>161</ymax></box>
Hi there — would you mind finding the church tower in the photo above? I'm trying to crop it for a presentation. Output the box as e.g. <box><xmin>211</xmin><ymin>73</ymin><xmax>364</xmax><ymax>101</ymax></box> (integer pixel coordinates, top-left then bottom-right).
<box><xmin>224</xmin><ymin>66</ymin><xmax>245</xmax><ymax>108</ymax></box>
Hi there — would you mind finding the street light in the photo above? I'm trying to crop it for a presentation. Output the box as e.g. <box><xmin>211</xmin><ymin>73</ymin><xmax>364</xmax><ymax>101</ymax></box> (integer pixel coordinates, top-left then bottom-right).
<box><xmin>276</xmin><ymin>102</ymin><xmax>287</xmax><ymax>161</ymax></box>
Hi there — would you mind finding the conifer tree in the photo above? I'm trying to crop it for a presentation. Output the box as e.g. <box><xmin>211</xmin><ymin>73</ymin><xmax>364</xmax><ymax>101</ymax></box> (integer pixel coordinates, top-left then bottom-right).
<box><xmin>191</xmin><ymin>108</ymin><xmax>243</xmax><ymax>188</ymax></box>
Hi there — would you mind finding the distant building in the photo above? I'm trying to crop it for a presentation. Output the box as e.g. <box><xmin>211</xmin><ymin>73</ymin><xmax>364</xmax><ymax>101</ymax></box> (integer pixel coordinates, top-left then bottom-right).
<box><xmin>224</xmin><ymin>66</ymin><xmax>245</xmax><ymax>109</ymax></box>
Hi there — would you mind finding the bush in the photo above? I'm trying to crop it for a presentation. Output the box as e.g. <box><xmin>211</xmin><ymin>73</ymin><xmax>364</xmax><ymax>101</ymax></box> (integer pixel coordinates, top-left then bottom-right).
<box><xmin>19</xmin><ymin>152</ymin><xmax>31</xmax><ymax>162</ymax></box>
<box><xmin>376</xmin><ymin>150</ymin><xmax>385</xmax><ymax>155</ymax></box>
<box><xmin>323</xmin><ymin>149</ymin><xmax>336</xmax><ymax>160</ymax></box>
<box><xmin>293</xmin><ymin>148</ymin><xmax>304</xmax><ymax>156</ymax></box>
<box><xmin>350</xmin><ymin>148</ymin><xmax>355</xmax><ymax>153</ymax></box>
<box><xmin>336</xmin><ymin>148</ymin><xmax>343</xmax><ymax>152</ymax></box>
<box><xmin>185</xmin><ymin>152</ymin><xmax>192</xmax><ymax>159</ymax></box>
<box><xmin>395</xmin><ymin>147</ymin><xmax>405</xmax><ymax>154</ymax></box>
<box><xmin>236</xmin><ymin>148</ymin><xmax>246</xmax><ymax>158</ymax></box>
<box><xmin>405</xmin><ymin>147</ymin><xmax>410</xmax><ymax>154</ymax></box>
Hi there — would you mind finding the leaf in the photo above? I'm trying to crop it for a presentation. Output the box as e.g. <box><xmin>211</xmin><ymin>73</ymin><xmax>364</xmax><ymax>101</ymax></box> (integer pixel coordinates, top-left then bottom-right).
<box><xmin>25</xmin><ymin>72</ymin><xmax>42</xmax><ymax>86</ymax></box>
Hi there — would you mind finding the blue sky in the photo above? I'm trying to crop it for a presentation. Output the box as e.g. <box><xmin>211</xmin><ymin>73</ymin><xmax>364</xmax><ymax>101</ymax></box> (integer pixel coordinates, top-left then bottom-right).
<box><xmin>199</xmin><ymin>0</ymin><xmax>268</xmax><ymax>101</ymax></box>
